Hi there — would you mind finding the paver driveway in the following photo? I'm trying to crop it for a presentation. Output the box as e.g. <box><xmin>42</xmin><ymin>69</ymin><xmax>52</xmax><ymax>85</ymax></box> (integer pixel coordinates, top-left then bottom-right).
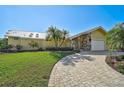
<box><xmin>48</xmin><ymin>52</ymin><xmax>124</xmax><ymax>87</ymax></box>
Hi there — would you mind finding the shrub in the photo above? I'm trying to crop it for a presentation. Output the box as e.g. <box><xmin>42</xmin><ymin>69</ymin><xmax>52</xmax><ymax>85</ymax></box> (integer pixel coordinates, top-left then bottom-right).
<box><xmin>6</xmin><ymin>45</ymin><xmax>13</xmax><ymax>49</ymax></box>
<box><xmin>116</xmin><ymin>63</ymin><xmax>124</xmax><ymax>74</ymax></box>
<box><xmin>46</xmin><ymin>47</ymin><xmax>73</xmax><ymax>51</ymax></box>
<box><xmin>0</xmin><ymin>38</ymin><xmax>9</xmax><ymax>50</ymax></box>
<box><xmin>116</xmin><ymin>55</ymin><xmax>124</xmax><ymax>61</ymax></box>
<box><xmin>106</xmin><ymin>23</ymin><xmax>124</xmax><ymax>51</ymax></box>
<box><xmin>105</xmin><ymin>56</ymin><xmax>115</xmax><ymax>68</ymax></box>
<box><xmin>38</xmin><ymin>48</ymin><xmax>44</xmax><ymax>51</ymax></box>
<box><xmin>15</xmin><ymin>45</ymin><xmax>23</xmax><ymax>51</ymax></box>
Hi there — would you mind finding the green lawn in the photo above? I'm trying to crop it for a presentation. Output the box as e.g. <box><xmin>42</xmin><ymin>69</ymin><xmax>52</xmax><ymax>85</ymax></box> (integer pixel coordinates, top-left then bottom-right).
<box><xmin>0</xmin><ymin>51</ymin><xmax>74</xmax><ymax>87</ymax></box>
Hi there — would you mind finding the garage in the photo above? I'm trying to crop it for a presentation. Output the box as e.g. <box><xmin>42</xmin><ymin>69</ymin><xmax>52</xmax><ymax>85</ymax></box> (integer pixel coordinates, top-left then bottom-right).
<box><xmin>91</xmin><ymin>40</ymin><xmax>105</xmax><ymax>51</ymax></box>
<box><xmin>70</xmin><ymin>26</ymin><xmax>106</xmax><ymax>51</ymax></box>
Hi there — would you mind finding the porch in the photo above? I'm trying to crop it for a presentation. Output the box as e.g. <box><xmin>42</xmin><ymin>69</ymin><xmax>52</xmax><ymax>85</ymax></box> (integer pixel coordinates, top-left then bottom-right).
<box><xmin>71</xmin><ymin>34</ymin><xmax>91</xmax><ymax>51</ymax></box>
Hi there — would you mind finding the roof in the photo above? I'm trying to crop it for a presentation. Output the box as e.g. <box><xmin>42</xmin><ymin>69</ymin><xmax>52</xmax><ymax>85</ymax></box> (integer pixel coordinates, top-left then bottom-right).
<box><xmin>70</xmin><ymin>26</ymin><xmax>106</xmax><ymax>40</ymax></box>
<box><xmin>5</xmin><ymin>30</ymin><xmax>47</xmax><ymax>39</ymax></box>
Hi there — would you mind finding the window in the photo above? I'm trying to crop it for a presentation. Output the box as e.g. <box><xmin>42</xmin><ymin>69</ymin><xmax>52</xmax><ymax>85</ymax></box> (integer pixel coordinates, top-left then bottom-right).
<box><xmin>13</xmin><ymin>37</ymin><xmax>19</xmax><ymax>40</ymax></box>
<box><xmin>36</xmin><ymin>34</ymin><xmax>39</xmax><ymax>38</ymax></box>
<box><xmin>29</xmin><ymin>33</ymin><xmax>33</xmax><ymax>37</ymax></box>
<box><xmin>13</xmin><ymin>32</ymin><xmax>16</xmax><ymax>34</ymax></box>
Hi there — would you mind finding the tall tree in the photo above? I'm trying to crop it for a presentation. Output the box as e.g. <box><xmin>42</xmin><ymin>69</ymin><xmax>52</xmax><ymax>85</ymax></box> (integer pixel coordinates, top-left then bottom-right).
<box><xmin>46</xmin><ymin>26</ymin><xmax>69</xmax><ymax>48</ymax></box>
<box><xmin>106</xmin><ymin>23</ymin><xmax>124</xmax><ymax>51</ymax></box>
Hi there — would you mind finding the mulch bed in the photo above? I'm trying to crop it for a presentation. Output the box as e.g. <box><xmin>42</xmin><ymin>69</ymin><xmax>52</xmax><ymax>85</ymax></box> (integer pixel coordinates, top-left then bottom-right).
<box><xmin>105</xmin><ymin>55</ymin><xmax>124</xmax><ymax>74</ymax></box>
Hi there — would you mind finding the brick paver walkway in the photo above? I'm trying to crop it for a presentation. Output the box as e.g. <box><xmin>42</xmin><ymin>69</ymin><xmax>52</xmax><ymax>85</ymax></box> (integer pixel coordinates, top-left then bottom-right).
<box><xmin>48</xmin><ymin>52</ymin><xmax>124</xmax><ymax>87</ymax></box>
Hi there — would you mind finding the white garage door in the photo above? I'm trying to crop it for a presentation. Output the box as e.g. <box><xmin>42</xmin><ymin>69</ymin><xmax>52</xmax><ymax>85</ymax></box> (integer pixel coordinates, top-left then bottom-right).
<box><xmin>91</xmin><ymin>40</ymin><xmax>105</xmax><ymax>51</ymax></box>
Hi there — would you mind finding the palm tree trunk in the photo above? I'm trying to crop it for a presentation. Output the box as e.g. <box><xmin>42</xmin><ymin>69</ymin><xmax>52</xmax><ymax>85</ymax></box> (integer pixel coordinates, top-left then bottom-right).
<box><xmin>60</xmin><ymin>39</ymin><xmax>65</xmax><ymax>48</ymax></box>
<box><xmin>54</xmin><ymin>39</ymin><xmax>58</xmax><ymax>48</ymax></box>
<box><xmin>60</xmin><ymin>37</ymin><xmax>65</xmax><ymax>47</ymax></box>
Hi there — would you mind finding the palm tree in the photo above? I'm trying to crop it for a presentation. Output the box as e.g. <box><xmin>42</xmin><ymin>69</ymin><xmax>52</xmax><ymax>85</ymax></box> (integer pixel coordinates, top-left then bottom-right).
<box><xmin>59</xmin><ymin>29</ymin><xmax>69</xmax><ymax>47</ymax></box>
<box><xmin>46</xmin><ymin>26</ymin><xmax>58</xmax><ymax>48</ymax></box>
<box><xmin>106</xmin><ymin>23</ymin><xmax>124</xmax><ymax>51</ymax></box>
<box><xmin>46</xmin><ymin>26</ymin><xmax>69</xmax><ymax>48</ymax></box>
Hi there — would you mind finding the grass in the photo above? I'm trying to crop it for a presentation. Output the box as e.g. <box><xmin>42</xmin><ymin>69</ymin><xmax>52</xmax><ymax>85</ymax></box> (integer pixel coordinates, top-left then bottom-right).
<box><xmin>0</xmin><ymin>51</ymin><xmax>74</xmax><ymax>87</ymax></box>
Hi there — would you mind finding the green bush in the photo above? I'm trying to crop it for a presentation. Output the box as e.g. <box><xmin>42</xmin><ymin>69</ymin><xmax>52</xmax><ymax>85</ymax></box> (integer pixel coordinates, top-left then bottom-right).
<box><xmin>46</xmin><ymin>47</ymin><xmax>73</xmax><ymax>51</ymax></box>
<box><xmin>116</xmin><ymin>55</ymin><xmax>124</xmax><ymax>61</ymax></box>
<box><xmin>116</xmin><ymin>63</ymin><xmax>124</xmax><ymax>74</ymax></box>
<box><xmin>15</xmin><ymin>45</ymin><xmax>23</xmax><ymax>51</ymax></box>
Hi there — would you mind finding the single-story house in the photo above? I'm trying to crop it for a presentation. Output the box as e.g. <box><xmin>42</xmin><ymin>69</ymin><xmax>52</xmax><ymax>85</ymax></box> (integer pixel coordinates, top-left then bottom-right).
<box><xmin>5</xmin><ymin>30</ymin><xmax>71</xmax><ymax>50</ymax></box>
<box><xmin>5</xmin><ymin>26</ymin><xmax>107</xmax><ymax>51</ymax></box>
<box><xmin>70</xmin><ymin>26</ymin><xmax>107</xmax><ymax>51</ymax></box>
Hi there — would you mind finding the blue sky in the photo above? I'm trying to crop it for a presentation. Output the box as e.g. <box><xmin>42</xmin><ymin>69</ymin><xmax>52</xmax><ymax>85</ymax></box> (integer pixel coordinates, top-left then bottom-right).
<box><xmin>0</xmin><ymin>5</ymin><xmax>124</xmax><ymax>38</ymax></box>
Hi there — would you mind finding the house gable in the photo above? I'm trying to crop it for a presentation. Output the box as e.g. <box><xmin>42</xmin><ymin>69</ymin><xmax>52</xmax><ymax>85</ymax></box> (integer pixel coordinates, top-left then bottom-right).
<box><xmin>91</xmin><ymin>28</ymin><xmax>106</xmax><ymax>41</ymax></box>
<box><xmin>70</xmin><ymin>26</ymin><xmax>106</xmax><ymax>40</ymax></box>
<box><xmin>71</xmin><ymin>26</ymin><xmax>106</xmax><ymax>51</ymax></box>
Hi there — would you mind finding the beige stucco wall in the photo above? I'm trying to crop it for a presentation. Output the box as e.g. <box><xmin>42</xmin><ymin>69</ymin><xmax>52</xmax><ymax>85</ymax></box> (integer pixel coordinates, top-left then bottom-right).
<box><xmin>8</xmin><ymin>37</ymin><xmax>45</xmax><ymax>50</ymax></box>
<box><xmin>91</xmin><ymin>29</ymin><xmax>106</xmax><ymax>40</ymax></box>
<box><xmin>8</xmin><ymin>36</ymin><xmax>71</xmax><ymax>50</ymax></box>
<box><xmin>91</xmin><ymin>29</ymin><xmax>107</xmax><ymax>50</ymax></box>
<box><xmin>45</xmin><ymin>40</ymin><xmax>71</xmax><ymax>48</ymax></box>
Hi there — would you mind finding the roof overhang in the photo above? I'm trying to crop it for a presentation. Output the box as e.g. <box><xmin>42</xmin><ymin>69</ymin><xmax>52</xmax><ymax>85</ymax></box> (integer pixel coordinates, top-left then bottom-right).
<box><xmin>70</xmin><ymin>26</ymin><xmax>106</xmax><ymax>40</ymax></box>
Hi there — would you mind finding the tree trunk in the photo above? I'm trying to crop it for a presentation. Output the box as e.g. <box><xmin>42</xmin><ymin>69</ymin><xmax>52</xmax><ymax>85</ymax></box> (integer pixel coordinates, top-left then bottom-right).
<box><xmin>60</xmin><ymin>37</ymin><xmax>65</xmax><ymax>48</ymax></box>
<box><xmin>60</xmin><ymin>40</ymin><xmax>65</xmax><ymax>48</ymax></box>
<box><xmin>54</xmin><ymin>39</ymin><xmax>58</xmax><ymax>48</ymax></box>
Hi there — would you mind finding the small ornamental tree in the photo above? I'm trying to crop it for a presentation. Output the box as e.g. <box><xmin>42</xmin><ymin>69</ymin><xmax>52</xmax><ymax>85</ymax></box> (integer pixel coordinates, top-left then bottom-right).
<box><xmin>29</xmin><ymin>41</ymin><xmax>39</xmax><ymax>48</ymax></box>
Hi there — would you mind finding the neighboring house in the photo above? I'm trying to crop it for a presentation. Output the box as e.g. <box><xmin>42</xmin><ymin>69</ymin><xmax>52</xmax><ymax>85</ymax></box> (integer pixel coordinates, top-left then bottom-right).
<box><xmin>5</xmin><ymin>30</ymin><xmax>70</xmax><ymax>50</ymax></box>
<box><xmin>70</xmin><ymin>26</ymin><xmax>107</xmax><ymax>51</ymax></box>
